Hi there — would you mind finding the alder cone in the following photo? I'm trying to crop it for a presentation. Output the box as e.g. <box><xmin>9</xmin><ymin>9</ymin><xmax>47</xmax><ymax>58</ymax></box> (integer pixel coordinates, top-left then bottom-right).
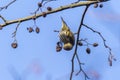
<box><xmin>86</xmin><ymin>48</ymin><xmax>91</xmax><ymax>54</ymax></box>
<box><xmin>11</xmin><ymin>43</ymin><xmax>18</xmax><ymax>48</ymax></box>
<box><xmin>27</xmin><ymin>27</ymin><xmax>34</xmax><ymax>33</ymax></box>
<box><xmin>47</xmin><ymin>7</ymin><xmax>52</xmax><ymax>11</ymax></box>
<box><xmin>78</xmin><ymin>41</ymin><xmax>83</xmax><ymax>46</ymax></box>
<box><xmin>56</xmin><ymin>46</ymin><xmax>62</xmax><ymax>52</ymax></box>
<box><xmin>94</xmin><ymin>3</ymin><xmax>98</xmax><ymax>8</ymax></box>
<box><xmin>93</xmin><ymin>43</ymin><xmax>98</xmax><ymax>47</ymax></box>
<box><xmin>99</xmin><ymin>4</ymin><xmax>103</xmax><ymax>8</ymax></box>
<box><xmin>38</xmin><ymin>2</ymin><xmax>42</xmax><ymax>7</ymax></box>
<box><xmin>36</xmin><ymin>27</ymin><xmax>40</xmax><ymax>33</ymax></box>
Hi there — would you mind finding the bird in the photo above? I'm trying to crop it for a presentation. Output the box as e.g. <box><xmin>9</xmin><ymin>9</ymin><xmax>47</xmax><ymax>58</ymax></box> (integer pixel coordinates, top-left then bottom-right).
<box><xmin>58</xmin><ymin>17</ymin><xmax>75</xmax><ymax>50</ymax></box>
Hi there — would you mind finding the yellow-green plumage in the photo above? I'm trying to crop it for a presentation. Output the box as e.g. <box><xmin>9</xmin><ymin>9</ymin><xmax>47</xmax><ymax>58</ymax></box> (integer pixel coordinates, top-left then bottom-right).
<box><xmin>59</xmin><ymin>17</ymin><xmax>75</xmax><ymax>50</ymax></box>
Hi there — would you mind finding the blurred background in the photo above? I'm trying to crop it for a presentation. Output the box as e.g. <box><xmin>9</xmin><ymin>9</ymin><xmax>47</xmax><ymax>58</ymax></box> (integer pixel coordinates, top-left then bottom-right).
<box><xmin>0</xmin><ymin>0</ymin><xmax>119</xmax><ymax>80</ymax></box>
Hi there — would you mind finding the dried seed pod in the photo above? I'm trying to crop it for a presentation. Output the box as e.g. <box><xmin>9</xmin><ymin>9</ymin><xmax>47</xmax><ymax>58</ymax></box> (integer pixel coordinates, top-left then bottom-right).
<box><xmin>56</xmin><ymin>45</ymin><xmax>62</xmax><ymax>52</ymax></box>
<box><xmin>93</xmin><ymin>43</ymin><xmax>98</xmax><ymax>47</ymax></box>
<box><xmin>27</xmin><ymin>27</ymin><xmax>34</xmax><ymax>33</ymax></box>
<box><xmin>11</xmin><ymin>42</ymin><xmax>18</xmax><ymax>48</ymax></box>
<box><xmin>38</xmin><ymin>2</ymin><xmax>42</xmax><ymax>7</ymax></box>
<box><xmin>47</xmin><ymin>7</ymin><xmax>52</xmax><ymax>11</ymax></box>
<box><xmin>94</xmin><ymin>3</ymin><xmax>98</xmax><ymax>8</ymax></box>
<box><xmin>86</xmin><ymin>48</ymin><xmax>91</xmax><ymax>54</ymax></box>
<box><xmin>42</xmin><ymin>12</ymin><xmax>47</xmax><ymax>17</ymax></box>
<box><xmin>35</xmin><ymin>27</ymin><xmax>40</xmax><ymax>33</ymax></box>
<box><xmin>78</xmin><ymin>41</ymin><xmax>83</xmax><ymax>46</ymax></box>
<box><xmin>99</xmin><ymin>4</ymin><xmax>103</xmax><ymax>8</ymax></box>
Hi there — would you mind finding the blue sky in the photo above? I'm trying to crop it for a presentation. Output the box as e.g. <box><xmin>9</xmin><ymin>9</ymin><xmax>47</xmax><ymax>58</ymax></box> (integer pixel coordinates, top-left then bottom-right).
<box><xmin>0</xmin><ymin>0</ymin><xmax>120</xmax><ymax>80</ymax></box>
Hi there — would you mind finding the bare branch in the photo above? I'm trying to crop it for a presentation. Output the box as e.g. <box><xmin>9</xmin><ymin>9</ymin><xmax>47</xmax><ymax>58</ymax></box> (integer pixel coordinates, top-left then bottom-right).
<box><xmin>82</xmin><ymin>24</ymin><xmax>116</xmax><ymax>66</ymax></box>
<box><xmin>70</xmin><ymin>5</ymin><xmax>90</xmax><ymax>80</ymax></box>
<box><xmin>0</xmin><ymin>1</ymin><xmax>108</xmax><ymax>28</ymax></box>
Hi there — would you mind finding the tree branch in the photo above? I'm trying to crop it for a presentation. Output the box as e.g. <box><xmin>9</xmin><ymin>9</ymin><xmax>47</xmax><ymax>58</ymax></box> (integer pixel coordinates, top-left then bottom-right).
<box><xmin>0</xmin><ymin>1</ymin><xmax>108</xmax><ymax>28</ymax></box>
<box><xmin>82</xmin><ymin>24</ymin><xmax>116</xmax><ymax>66</ymax></box>
<box><xmin>70</xmin><ymin>5</ymin><xmax>90</xmax><ymax>80</ymax></box>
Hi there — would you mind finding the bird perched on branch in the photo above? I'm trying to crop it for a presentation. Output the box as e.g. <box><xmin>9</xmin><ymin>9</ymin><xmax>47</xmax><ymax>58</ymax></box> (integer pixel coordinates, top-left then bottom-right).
<box><xmin>59</xmin><ymin>17</ymin><xmax>75</xmax><ymax>51</ymax></box>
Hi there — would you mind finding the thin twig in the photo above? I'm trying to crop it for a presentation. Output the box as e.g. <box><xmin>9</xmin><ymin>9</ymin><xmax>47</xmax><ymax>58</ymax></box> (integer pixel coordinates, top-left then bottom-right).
<box><xmin>0</xmin><ymin>15</ymin><xmax>7</xmax><ymax>23</ymax></box>
<box><xmin>82</xmin><ymin>24</ymin><xmax>111</xmax><ymax>52</ymax></box>
<box><xmin>82</xmin><ymin>24</ymin><xmax>116</xmax><ymax>66</ymax></box>
<box><xmin>0</xmin><ymin>0</ymin><xmax>16</xmax><ymax>11</ymax></box>
<box><xmin>12</xmin><ymin>21</ymin><xmax>21</xmax><ymax>42</ymax></box>
<box><xmin>42</xmin><ymin>0</ymin><xmax>57</xmax><ymax>6</ymax></box>
<box><xmin>79</xmin><ymin>38</ymin><xmax>93</xmax><ymax>46</ymax></box>
<box><xmin>75</xmin><ymin>61</ymin><xmax>89</xmax><ymax>80</ymax></box>
<box><xmin>31</xmin><ymin>7</ymin><xmax>41</xmax><ymax>15</ymax></box>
